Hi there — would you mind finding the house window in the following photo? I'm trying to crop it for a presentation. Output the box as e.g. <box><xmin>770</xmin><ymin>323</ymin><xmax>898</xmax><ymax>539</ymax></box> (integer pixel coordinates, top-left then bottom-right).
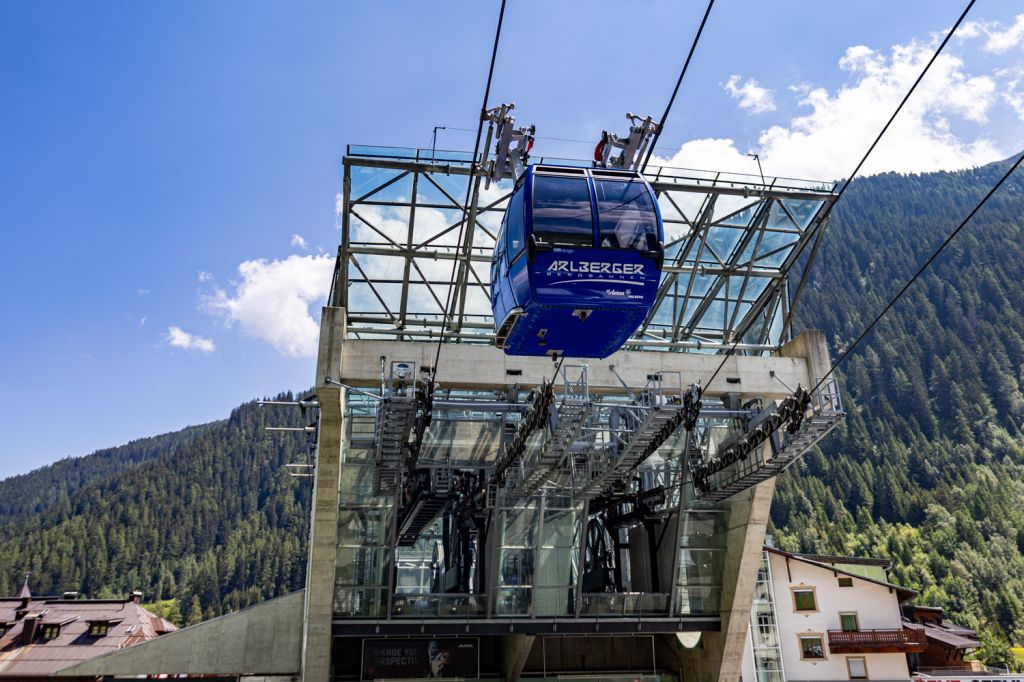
<box><xmin>793</xmin><ymin>587</ymin><xmax>817</xmax><ymax>612</ymax></box>
<box><xmin>838</xmin><ymin>577</ymin><xmax>854</xmax><ymax>587</ymax></box>
<box><xmin>840</xmin><ymin>612</ymin><xmax>859</xmax><ymax>632</ymax></box>
<box><xmin>0</xmin><ymin>624</ymin><xmax>7</xmax><ymax>637</ymax></box>
<box><xmin>799</xmin><ymin>635</ymin><xmax>826</xmax><ymax>660</ymax></box>
<box><xmin>41</xmin><ymin>624</ymin><xmax>60</xmax><ymax>640</ymax></box>
<box><xmin>847</xmin><ymin>656</ymin><xmax>868</xmax><ymax>679</ymax></box>
<box><xmin>88</xmin><ymin>622</ymin><xmax>109</xmax><ymax>637</ymax></box>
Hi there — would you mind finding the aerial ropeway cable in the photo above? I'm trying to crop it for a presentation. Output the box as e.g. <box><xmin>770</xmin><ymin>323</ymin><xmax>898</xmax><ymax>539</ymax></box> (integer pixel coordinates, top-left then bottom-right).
<box><xmin>639</xmin><ymin>0</ymin><xmax>716</xmax><ymax>173</ymax></box>
<box><xmin>811</xmin><ymin>150</ymin><xmax>1024</xmax><ymax>396</ymax></box>
<box><xmin>432</xmin><ymin>0</ymin><xmax>508</xmax><ymax>384</ymax></box>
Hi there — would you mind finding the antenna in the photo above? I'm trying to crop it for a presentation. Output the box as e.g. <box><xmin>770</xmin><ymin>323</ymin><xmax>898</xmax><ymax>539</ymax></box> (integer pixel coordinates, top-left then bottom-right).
<box><xmin>430</xmin><ymin>126</ymin><xmax>446</xmax><ymax>163</ymax></box>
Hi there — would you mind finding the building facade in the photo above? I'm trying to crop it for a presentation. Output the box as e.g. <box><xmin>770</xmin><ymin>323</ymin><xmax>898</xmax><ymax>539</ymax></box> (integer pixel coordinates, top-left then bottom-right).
<box><xmin>741</xmin><ymin>548</ymin><xmax>922</xmax><ymax>682</ymax></box>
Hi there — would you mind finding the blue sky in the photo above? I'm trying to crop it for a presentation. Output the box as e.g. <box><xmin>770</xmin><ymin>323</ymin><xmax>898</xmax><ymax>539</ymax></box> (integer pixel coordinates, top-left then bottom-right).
<box><xmin>2</xmin><ymin>1</ymin><xmax>1023</xmax><ymax>478</ymax></box>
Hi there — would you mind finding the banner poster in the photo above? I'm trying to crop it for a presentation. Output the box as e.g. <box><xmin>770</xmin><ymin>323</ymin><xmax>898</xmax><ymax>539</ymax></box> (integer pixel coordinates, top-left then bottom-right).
<box><xmin>361</xmin><ymin>638</ymin><xmax>479</xmax><ymax>679</ymax></box>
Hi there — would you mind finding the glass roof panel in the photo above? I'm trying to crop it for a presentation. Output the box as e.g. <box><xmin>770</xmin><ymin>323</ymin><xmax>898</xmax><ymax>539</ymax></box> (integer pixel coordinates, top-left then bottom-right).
<box><xmin>338</xmin><ymin>147</ymin><xmax>836</xmax><ymax>352</ymax></box>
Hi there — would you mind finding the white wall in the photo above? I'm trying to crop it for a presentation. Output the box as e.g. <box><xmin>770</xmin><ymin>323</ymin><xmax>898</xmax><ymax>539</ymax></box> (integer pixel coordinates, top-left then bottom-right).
<box><xmin>767</xmin><ymin>552</ymin><xmax>910</xmax><ymax>682</ymax></box>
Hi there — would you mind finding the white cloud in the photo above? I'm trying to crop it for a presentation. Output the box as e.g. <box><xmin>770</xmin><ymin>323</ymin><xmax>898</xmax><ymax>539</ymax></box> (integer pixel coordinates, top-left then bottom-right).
<box><xmin>198</xmin><ymin>271</ymin><xmax>213</xmax><ymax>283</ymax></box>
<box><xmin>655</xmin><ymin>37</ymin><xmax>1004</xmax><ymax>180</ymax></box>
<box><xmin>136</xmin><ymin>288</ymin><xmax>150</xmax><ymax>297</ymax></box>
<box><xmin>139</xmin><ymin>316</ymin><xmax>146</xmax><ymax>328</ymax></box>
<box><xmin>202</xmin><ymin>254</ymin><xmax>335</xmax><ymax>358</ymax></box>
<box><xmin>1004</xmin><ymin>87</ymin><xmax>1024</xmax><ymax>121</ymax></box>
<box><xmin>291</xmin><ymin>233</ymin><xmax>308</xmax><ymax>249</ymax></box>
<box><xmin>961</xmin><ymin>14</ymin><xmax>1024</xmax><ymax>54</ymax></box>
<box><xmin>166</xmin><ymin>325</ymin><xmax>216</xmax><ymax>353</ymax></box>
<box><xmin>724</xmin><ymin>75</ymin><xmax>776</xmax><ymax>114</ymax></box>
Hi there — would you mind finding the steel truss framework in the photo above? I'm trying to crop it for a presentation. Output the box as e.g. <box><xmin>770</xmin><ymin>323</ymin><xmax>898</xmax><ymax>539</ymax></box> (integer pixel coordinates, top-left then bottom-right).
<box><xmin>329</xmin><ymin>145</ymin><xmax>838</xmax><ymax>353</ymax></box>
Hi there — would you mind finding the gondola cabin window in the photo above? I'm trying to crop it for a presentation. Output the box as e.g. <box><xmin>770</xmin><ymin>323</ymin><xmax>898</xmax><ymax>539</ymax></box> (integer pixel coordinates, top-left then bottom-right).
<box><xmin>531</xmin><ymin>174</ymin><xmax>594</xmax><ymax>247</ymax></box>
<box><xmin>595</xmin><ymin>177</ymin><xmax>658</xmax><ymax>250</ymax></box>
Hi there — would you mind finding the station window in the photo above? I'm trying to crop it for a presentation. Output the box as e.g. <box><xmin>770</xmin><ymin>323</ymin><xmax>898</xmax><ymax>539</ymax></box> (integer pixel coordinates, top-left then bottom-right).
<box><xmin>847</xmin><ymin>656</ymin><xmax>868</xmax><ymax>679</ymax></box>
<box><xmin>594</xmin><ymin>178</ymin><xmax>658</xmax><ymax>250</ymax></box>
<box><xmin>840</xmin><ymin>612</ymin><xmax>859</xmax><ymax>632</ymax></box>
<box><xmin>532</xmin><ymin>175</ymin><xmax>594</xmax><ymax>247</ymax></box>
<box><xmin>792</xmin><ymin>587</ymin><xmax>817</xmax><ymax>612</ymax></box>
<box><xmin>838</xmin><ymin>577</ymin><xmax>854</xmax><ymax>587</ymax></box>
<box><xmin>799</xmin><ymin>635</ymin><xmax>826</xmax><ymax>660</ymax></box>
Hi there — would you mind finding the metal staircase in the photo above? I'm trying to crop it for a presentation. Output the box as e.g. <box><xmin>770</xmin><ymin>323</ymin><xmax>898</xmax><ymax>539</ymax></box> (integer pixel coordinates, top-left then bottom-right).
<box><xmin>577</xmin><ymin>406</ymin><xmax>683</xmax><ymax>500</ymax></box>
<box><xmin>508</xmin><ymin>398</ymin><xmax>591</xmax><ymax>498</ymax></box>
<box><xmin>374</xmin><ymin>396</ymin><xmax>417</xmax><ymax>494</ymax></box>
<box><xmin>397</xmin><ymin>467</ymin><xmax>453</xmax><ymax>547</ymax></box>
<box><xmin>697</xmin><ymin>379</ymin><xmax>845</xmax><ymax>504</ymax></box>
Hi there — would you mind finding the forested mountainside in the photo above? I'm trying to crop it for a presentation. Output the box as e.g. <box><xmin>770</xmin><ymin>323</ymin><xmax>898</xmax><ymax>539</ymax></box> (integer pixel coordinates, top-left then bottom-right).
<box><xmin>0</xmin><ymin>394</ymin><xmax>311</xmax><ymax>625</ymax></box>
<box><xmin>0</xmin><ymin>425</ymin><xmax>212</xmax><ymax>524</ymax></box>
<box><xmin>775</xmin><ymin>157</ymin><xmax>1024</xmax><ymax>661</ymax></box>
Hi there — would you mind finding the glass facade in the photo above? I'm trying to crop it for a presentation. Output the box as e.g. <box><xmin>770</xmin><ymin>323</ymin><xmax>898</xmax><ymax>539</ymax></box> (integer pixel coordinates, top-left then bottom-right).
<box><xmin>337</xmin><ymin>147</ymin><xmax>836</xmax><ymax>352</ymax></box>
<box><xmin>332</xmin><ymin>386</ymin><xmax>735</xmax><ymax>622</ymax></box>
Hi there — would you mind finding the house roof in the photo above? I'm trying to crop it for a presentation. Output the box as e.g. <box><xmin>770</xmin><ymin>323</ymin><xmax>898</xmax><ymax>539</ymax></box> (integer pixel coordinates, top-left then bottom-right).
<box><xmin>920</xmin><ymin>622</ymin><xmax>981</xmax><ymax>650</ymax></box>
<box><xmin>0</xmin><ymin>594</ymin><xmax>176</xmax><ymax>677</ymax></box>
<box><xmin>764</xmin><ymin>546</ymin><xmax>918</xmax><ymax>602</ymax></box>
<box><xmin>797</xmin><ymin>553</ymin><xmax>893</xmax><ymax>570</ymax></box>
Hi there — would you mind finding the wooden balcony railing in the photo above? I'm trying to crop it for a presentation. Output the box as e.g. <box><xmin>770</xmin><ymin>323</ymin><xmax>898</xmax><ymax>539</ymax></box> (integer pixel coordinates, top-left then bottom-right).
<box><xmin>828</xmin><ymin>628</ymin><xmax>927</xmax><ymax>654</ymax></box>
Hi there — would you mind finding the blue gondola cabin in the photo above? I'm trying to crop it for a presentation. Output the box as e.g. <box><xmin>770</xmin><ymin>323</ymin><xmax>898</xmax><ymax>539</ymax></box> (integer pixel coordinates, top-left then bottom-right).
<box><xmin>490</xmin><ymin>165</ymin><xmax>664</xmax><ymax>358</ymax></box>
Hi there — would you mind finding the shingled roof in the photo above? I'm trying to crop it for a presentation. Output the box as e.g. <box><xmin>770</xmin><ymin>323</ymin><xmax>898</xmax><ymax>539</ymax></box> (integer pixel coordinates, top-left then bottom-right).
<box><xmin>0</xmin><ymin>586</ymin><xmax>176</xmax><ymax>678</ymax></box>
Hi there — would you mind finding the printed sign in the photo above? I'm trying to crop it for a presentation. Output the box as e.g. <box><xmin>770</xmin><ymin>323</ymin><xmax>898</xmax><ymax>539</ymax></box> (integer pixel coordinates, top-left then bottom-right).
<box><xmin>361</xmin><ymin>638</ymin><xmax>479</xmax><ymax>679</ymax></box>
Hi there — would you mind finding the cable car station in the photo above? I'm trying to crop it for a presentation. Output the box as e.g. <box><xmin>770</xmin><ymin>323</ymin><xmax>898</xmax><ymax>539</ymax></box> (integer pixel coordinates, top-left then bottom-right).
<box><xmin>302</xmin><ymin>108</ymin><xmax>846</xmax><ymax>682</ymax></box>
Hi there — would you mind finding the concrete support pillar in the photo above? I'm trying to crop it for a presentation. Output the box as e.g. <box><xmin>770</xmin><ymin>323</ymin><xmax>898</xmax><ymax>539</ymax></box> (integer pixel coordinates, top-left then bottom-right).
<box><xmin>779</xmin><ymin>329</ymin><xmax>832</xmax><ymax>391</ymax></box>
<box><xmin>301</xmin><ymin>307</ymin><xmax>347</xmax><ymax>682</ymax></box>
<box><xmin>679</xmin><ymin>330</ymin><xmax>830</xmax><ymax>682</ymax></box>
<box><xmin>503</xmin><ymin>634</ymin><xmax>536</xmax><ymax>682</ymax></box>
<box><xmin>677</xmin><ymin>477</ymin><xmax>774</xmax><ymax>682</ymax></box>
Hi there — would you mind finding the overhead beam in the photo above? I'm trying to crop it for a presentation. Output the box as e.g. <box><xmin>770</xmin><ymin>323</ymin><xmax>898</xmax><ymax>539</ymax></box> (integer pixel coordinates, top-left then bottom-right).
<box><xmin>324</xmin><ymin>309</ymin><xmax>824</xmax><ymax>400</ymax></box>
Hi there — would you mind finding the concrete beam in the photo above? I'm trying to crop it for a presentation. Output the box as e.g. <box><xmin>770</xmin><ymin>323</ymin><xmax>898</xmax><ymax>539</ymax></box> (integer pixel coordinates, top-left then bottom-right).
<box><xmin>327</xmin><ymin>315</ymin><xmax>824</xmax><ymax>400</ymax></box>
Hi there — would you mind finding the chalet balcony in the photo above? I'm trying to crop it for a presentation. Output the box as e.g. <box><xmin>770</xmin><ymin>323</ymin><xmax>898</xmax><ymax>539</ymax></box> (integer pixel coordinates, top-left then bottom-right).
<box><xmin>828</xmin><ymin>628</ymin><xmax>927</xmax><ymax>654</ymax></box>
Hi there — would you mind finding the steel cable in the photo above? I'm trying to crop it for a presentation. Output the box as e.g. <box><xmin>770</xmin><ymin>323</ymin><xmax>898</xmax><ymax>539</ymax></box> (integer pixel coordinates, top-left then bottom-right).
<box><xmin>432</xmin><ymin>0</ymin><xmax>508</xmax><ymax>381</ymax></box>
